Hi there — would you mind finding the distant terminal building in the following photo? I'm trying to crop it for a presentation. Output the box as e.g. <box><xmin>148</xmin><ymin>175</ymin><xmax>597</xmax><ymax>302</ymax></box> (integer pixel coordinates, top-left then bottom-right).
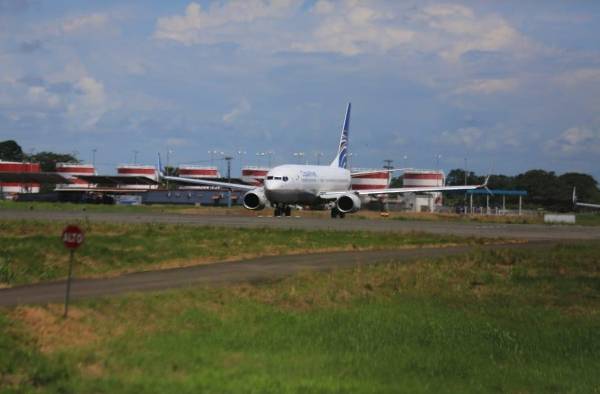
<box><xmin>0</xmin><ymin>160</ymin><xmax>41</xmax><ymax>196</ymax></box>
<box><xmin>55</xmin><ymin>163</ymin><xmax>96</xmax><ymax>188</ymax></box>
<box><xmin>242</xmin><ymin>166</ymin><xmax>269</xmax><ymax>186</ymax></box>
<box><xmin>350</xmin><ymin>169</ymin><xmax>390</xmax><ymax>191</ymax></box>
<box><xmin>402</xmin><ymin>170</ymin><xmax>444</xmax><ymax>212</ymax></box>
<box><xmin>116</xmin><ymin>165</ymin><xmax>158</xmax><ymax>190</ymax></box>
<box><xmin>177</xmin><ymin>165</ymin><xmax>220</xmax><ymax>179</ymax></box>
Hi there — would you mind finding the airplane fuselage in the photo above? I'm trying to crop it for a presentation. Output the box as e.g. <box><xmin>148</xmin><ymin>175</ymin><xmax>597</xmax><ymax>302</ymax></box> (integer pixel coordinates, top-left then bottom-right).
<box><xmin>264</xmin><ymin>164</ymin><xmax>351</xmax><ymax>205</ymax></box>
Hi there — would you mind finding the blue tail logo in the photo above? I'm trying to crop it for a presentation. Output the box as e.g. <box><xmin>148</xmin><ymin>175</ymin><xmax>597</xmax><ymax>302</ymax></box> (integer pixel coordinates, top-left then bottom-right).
<box><xmin>330</xmin><ymin>102</ymin><xmax>351</xmax><ymax>169</ymax></box>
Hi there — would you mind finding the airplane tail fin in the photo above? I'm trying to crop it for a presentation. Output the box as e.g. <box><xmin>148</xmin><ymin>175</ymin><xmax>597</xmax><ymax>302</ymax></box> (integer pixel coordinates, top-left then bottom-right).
<box><xmin>330</xmin><ymin>102</ymin><xmax>351</xmax><ymax>169</ymax></box>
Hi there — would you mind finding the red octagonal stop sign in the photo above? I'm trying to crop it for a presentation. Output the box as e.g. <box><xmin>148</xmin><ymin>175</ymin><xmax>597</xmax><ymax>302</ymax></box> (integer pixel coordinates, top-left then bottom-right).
<box><xmin>62</xmin><ymin>225</ymin><xmax>85</xmax><ymax>249</ymax></box>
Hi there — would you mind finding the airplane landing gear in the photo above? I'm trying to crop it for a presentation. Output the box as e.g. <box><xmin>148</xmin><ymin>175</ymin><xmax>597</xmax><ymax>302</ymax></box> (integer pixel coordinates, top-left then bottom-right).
<box><xmin>330</xmin><ymin>207</ymin><xmax>345</xmax><ymax>219</ymax></box>
<box><xmin>274</xmin><ymin>205</ymin><xmax>292</xmax><ymax>217</ymax></box>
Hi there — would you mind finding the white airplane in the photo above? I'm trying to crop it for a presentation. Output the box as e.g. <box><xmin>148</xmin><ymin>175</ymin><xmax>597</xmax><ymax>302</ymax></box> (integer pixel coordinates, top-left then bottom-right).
<box><xmin>158</xmin><ymin>103</ymin><xmax>487</xmax><ymax>218</ymax></box>
<box><xmin>573</xmin><ymin>187</ymin><xmax>600</xmax><ymax>209</ymax></box>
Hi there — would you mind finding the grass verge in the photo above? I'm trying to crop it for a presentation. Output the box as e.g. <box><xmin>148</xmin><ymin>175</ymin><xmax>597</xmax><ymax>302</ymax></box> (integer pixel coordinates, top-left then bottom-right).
<box><xmin>0</xmin><ymin>219</ymin><xmax>481</xmax><ymax>286</ymax></box>
<box><xmin>3</xmin><ymin>200</ymin><xmax>600</xmax><ymax>224</ymax></box>
<box><xmin>1</xmin><ymin>241</ymin><xmax>599</xmax><ymax>392</ymax></box>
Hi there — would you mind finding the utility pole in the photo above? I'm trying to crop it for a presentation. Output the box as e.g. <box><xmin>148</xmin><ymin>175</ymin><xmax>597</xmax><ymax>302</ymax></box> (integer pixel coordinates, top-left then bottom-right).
<box><xmin>133</xmin><ymin>150</ymin><xmax>139</xmax><ymax>165</ymax></box>
<box><xmin>383</xmin><ymin>159</ymin><xmax>393</xmax><ymax>170</ymax></box>
<box><xmin>224</xmin><ymin>156</ymin><xmax>233</xmax><ymax>208</ymax></box>
<box><xmin>92</xmin><ymin>148</ymin><xmax>97</xmax><ymax>169</ymax></box>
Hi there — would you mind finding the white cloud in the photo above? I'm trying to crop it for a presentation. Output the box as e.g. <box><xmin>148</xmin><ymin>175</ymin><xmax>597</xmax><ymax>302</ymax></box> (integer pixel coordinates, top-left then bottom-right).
<box><xmin>417</xmin><ymin>4</ymin><xmax>533</xmax><ymax>62</ymax></box>
<box><xmin>439</xmin><ymin>124</ymin><xmax>521</xmax><ymax>151</ymax></box>
<box><xmin>555</xmin><ymin>68</ymin><xmax>600</xmax><ymax>87</ymax></box>
<box><xmin>292</xmin><ymin>1</ymin><xmax>414</xmax><ymax>56</ymax></box>
<box><xmin>154</xmin><ymin>1</ymin><xmax>297</xmax><ymax>46</ymax></box>
<box><xmin>27</xmin><ymin>86</ymin><xmax>61</xmax><ymax>108</ymax></box>
<box><xmin>67</xmin><ymin>76</ymin><xmax>109</xmax><ymax>129</ymax></box>
<box><xmin>153</xmin><ymin>2</ymin><xmax>534</xmax><ymax>62</ymax></box>
<box><xmin>453</xmin><ymin>78</ymin><xmax>518</xmax><ymax>95</ymax></box>
<box><xmin>545</xmin><ymin>126</ymin><xmax>600</xmax><ymax>154</ymax></box>
<box><xmin>61</xmin><ymin>13</ymin><xmax>108</xmax><ymax>33</ymax></box>
<box><xmin>222</xmin><ymin>98</ymin><xmax>251</xmax><ymax>123</ymax></box>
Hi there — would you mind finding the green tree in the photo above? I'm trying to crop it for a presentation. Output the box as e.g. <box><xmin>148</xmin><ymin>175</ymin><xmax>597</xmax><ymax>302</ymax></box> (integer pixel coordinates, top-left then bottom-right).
<box><xmin>559</xmin><ymin>172</ymin><xmax>600</xmax><ymax>203</ymax></box>
<box><xmin>445</xmin><ymin>169</ymin><xmax>482</xmax><ymax>186</ymax></box>
<box><xmin>0</xmin><ymin>140</ymin><xmax>25</xmax><ymax>162</ymax></box>
<box><xmin>30</xmin><ymin>151</ymin><xmax>79</xmax><ymax>172</ymax></box>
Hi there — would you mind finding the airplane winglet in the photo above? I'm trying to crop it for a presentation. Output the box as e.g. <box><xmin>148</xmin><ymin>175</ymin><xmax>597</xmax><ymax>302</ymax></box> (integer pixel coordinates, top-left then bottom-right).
<box><xmin>481</xmin><ymin>174</ymin><xmax>493</xmax><ymax>195</ymax></box>
<box><xmin>156</xmin><ymin>152</ymin><xmax>164</xmax><ymax>178</ymax></box>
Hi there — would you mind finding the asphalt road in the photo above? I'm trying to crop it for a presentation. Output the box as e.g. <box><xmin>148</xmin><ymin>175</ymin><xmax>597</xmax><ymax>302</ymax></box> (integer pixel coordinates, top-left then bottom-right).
<box><xmin>0</xmin><ymin>242</ymin><xmax>547</xmax><ymax>307</ymax></box>
<box><xmin>1</xmin><ymin>209</ymin><xmax>599</xmax><ymax>241</ymax></box>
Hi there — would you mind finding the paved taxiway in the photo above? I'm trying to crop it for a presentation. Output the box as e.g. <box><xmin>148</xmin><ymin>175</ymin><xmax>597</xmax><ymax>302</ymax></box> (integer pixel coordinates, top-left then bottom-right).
<box><xmin>0</xmin><ymin>242</ymin><xmax>552</xmax><ymax>306</ymax></box>
<box><xmin>1</xmin><ymin>209</ymin><xmax>599</xmax><ymax>241</ymax></box>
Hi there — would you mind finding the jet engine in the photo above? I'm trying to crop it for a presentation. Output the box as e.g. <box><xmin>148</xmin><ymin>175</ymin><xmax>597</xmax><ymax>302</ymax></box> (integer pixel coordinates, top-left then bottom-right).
<box><xmin>336</xmin><ymin>193</ymin><xmax>362</xmax><ymax>213</ymax></box>
<box><xmin>243</xmin><ymin>188</ymin><xmax>268</xmax><ymax>210</ymax></box>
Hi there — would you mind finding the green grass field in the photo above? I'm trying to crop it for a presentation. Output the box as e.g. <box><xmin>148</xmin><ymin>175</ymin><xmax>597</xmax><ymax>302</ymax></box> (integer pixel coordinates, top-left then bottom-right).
<box><xmin>1</xmin><ymin>242</ymin><xmax>599</xmax><ymax>393</ymax></box>
<box><xmin>0</xmin><ymin>220</ymin><xmax>479</xmax><ymax>286</ymax></box>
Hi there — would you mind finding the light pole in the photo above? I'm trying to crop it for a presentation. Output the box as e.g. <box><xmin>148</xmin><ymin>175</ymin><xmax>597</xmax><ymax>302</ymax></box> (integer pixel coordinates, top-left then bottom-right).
<box><xmin>237</xmin><ymin>149</ymin><xmax>246</xmax><ymax>174</ymax></box>
<box><xmin>133</xmin><ymin>150</ymin><xmax>139</xmax><ymax>165</ymax></box>
<box><xmin>435</xmin><ymin>154</ymin><xmax>442</xmax><ymax>170</ymax></box>
<box><xmin>256</xmin><ymin>152</ymin><xmax>265</xmax><ymax>166</ymax></box>
<box><xmin>266</xmin><ymin>151</ymin><xmax>273</xmax><ymax>168</ymax></box>
<box><xmin>314</xmin><ymin>151</ymin><xmax>323</xmax><ymax>165</ymax></box>
<box><xmin>223</xmin><ymin>155</ymin><xmax>233</xmax><ymax>208</ymax></box>
<box><xmin>293</xmin><ymin>152</ymin><xmax>305</xmax><ymax>164</ymax></box>
<box><xmin>208</xmin><ymin>150</ymin><xmax>219</xmax><ymax>166</ymax></box>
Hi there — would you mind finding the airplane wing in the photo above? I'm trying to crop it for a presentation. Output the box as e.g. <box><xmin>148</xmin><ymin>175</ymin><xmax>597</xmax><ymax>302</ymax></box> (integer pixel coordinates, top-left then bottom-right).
<box><xmin>318</xmin><ymin>184</ymin><xmax>485</xmax><ymax>199</ymax></box>
<box><xmin>576</xmin><ymin>202</ymin><xmax>600</xmax><ymax>209</ymax></box>
<box><xmin>156</xmin><ymin>152</ymin><xmax>256</xmax><ymax>191</ymax></box>
<box><xmin>161</xmin><ymin>174</ymin><xmax>256</xmax><ymax>191</ymax></box>
<box><xmin>572</xmin><ymin>187</ymin><xmax>600</xmax><ymax>209</ymax></box>
<box><xmin>350</xmin><ymin>168</ymin><xmax>408</xmax><ymax>177</ymax></box>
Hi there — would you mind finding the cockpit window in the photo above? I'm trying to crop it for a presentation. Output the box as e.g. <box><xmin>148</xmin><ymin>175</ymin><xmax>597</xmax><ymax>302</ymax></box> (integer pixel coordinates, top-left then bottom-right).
<box><xmin>283</xmin><ymin>176</ymin><xmax>289</xmax><ymax>182</ymax></box>
<box><xmin>267</xmin><ymin>176</ymin><xmax>273</xmax><ymax>180</ymax></box>
<box><xmin>274</xmin><ymin>177</ymin><xmax>282</xmax><ymax>180</ymax></box>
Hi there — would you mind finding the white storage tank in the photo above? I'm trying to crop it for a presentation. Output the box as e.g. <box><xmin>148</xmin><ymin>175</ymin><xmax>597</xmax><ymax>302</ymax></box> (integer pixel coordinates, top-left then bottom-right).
<box><xmin>116</xmin><ymin>165</ymin><xmax>158</xmax><ymax>189</ymax></box>
<box><xmin>242</xmin><ymin>166</ymin><xmax>269</xmax><ymax>186</ymax></box>
<box><xmin>402</xmin><ymin>170</ymin><xmax>445</xmax><ymax>211</ymax></box>
<box><xmin>350</xmin><ymin>169</ymin><xmax>390</xmax><ymax>191</ymax></box>
<box><xmin>178</xmin><ymin>166</ymin><xmax>220</xmax><ymax>179</ymax></box>
<box><xmin>55</xmin><ymin>163</ymin><xmax>96</xmax><ymax>188</ymax></box>
<box><xmin>0</xmin><ymin>160</ymin><xmax>41</xmax><ymax>195</ymax></box>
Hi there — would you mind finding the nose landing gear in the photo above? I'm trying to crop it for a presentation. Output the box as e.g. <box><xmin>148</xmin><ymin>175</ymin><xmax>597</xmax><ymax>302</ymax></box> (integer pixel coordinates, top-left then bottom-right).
<box><xmin>274</xmin><ymin>205</ymin><xmax>292</xmax><ymax>217</ymax></box>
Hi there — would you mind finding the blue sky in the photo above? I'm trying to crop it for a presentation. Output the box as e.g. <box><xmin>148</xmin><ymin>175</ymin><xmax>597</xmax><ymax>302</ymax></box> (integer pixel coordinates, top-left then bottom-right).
<box><xmin>1</xmin><ymin>0</ymin><xmax>599</xmax><ymax>179</ymax></box>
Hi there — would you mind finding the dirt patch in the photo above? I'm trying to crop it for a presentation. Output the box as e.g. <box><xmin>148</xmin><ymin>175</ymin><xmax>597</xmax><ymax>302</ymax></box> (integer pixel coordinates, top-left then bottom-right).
<box><xmin>11</xmin><ymin>305</ymin><xmax>99</xmax><ymax>353</ymax></box>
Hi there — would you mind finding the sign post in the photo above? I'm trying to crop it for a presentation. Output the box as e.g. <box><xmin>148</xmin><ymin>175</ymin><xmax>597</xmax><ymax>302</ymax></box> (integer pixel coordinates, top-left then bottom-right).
<box><xmin>62</xmin><ymin>225</ymin><xmax>84</xmax><ymax>318</ymax></box>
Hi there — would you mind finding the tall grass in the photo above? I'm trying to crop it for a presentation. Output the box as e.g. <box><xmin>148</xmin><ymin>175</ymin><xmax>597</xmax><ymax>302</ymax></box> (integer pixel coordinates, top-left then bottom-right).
<box><xmin>2</xmin><ymin>242</ymin><xmax>599</xmax><ymax>392</ymax></box>
<box><xmin>0</xmin><ymin>219</ymin><xmax>477</xmax><ymax>285</ymax></box>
